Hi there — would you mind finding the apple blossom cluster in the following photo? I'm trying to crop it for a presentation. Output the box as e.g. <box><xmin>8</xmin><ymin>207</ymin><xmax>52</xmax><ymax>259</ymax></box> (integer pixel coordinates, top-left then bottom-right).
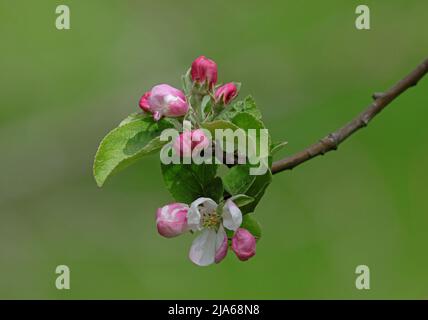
<box><xmin>157</xmin><ymin>198</ymin><xmax>256</xmax><ymax>266</ymax></box>
<box><xmin>139</xmin><ymin>56</ymin><xmax>256</xmax><ymax>266</ymax></box>
<box><xmin>94</xmin><ymin>55</ymin><xmax>278</xmax><ymax>267</ymax></box>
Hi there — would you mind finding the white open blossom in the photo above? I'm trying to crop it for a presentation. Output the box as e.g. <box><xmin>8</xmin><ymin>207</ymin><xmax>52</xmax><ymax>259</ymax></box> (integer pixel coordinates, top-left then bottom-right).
<box><xmin>187</xmin><ymin>197</ymin><xmax>243</xmax><ymax>266</ymax></box>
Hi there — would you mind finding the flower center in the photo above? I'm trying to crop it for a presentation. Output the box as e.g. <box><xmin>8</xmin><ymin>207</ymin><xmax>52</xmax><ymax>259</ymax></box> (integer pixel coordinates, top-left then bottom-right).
<box><xmin>201</xmin><ymin>211</ymin><xmax>220</xmax><ymax>229</ymax></box>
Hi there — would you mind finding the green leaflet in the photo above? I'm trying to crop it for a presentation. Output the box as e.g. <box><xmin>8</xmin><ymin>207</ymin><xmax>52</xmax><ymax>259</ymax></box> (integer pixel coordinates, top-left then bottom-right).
<box><xmin>181</xmin><ymin>68</ymin><xmax>193</xmax><ymax>96</ymax></box>
<box><xmin>231</xmin><ymin>112</ymin><xmax>265</xmax><ymax>130</ymax></box>
<box><xmin>118</xmin><ymin>112</ymin><xmax>145</xmax><ymax>127</ymax></box>
<box><xmin>231</xmin><ymin>111</ymin><xmax>271</xmax><ymax>152</ymax></box>
<box><xmin>241</xmin><ymin>214</ymin><xmax>262</xmax><ymax>239</ymax></box>
<box><xmin>161</xmin><ymin>163</ymin><xmax>224</xmax><ymax>203</ymax></box>
<box><xmin>201</xmin><ymin>120</ymin><xmax>240</xmax><ymax>135</ymax></box>
<box><xmin>222</xmin><ymin>165</ymin><xmax>256</xmax><ymax>195</ymax></box>
<box><xmin>271</xmin><ymin>141</ymin><xmax>288</xmax><ymax>155</ymax></box>
<box><xmin>222</xmin><ymin>164</ymin><xmax>272</xmax><ymax>214</ymax></box>
<box><xmin>225</xmin><ymin>214</ymin><xmax>262</xmax><ymax>240</ymax></box>
<box><xmin>200</xmin><ymin>95</ymin><xmax>212</xmax><ymax>118</ymax></box>
<box><xmin>229</xmin><ymin>194</ymin><xmax>255</xmax><ymax>207</ymax></box>
<box><xmin>93</xmin><ymin>115</ymin><xmax>173</xmax><ymax>187</ymax></box>
<box><xmin>239</xmin><ymin>169</ymin><xmax>272</xmax><ymax>213</ymax></box>
<box><xmin>216</xmin><ymin>95</ymin><xmax>262</xmax><ymax>121</ymax></box>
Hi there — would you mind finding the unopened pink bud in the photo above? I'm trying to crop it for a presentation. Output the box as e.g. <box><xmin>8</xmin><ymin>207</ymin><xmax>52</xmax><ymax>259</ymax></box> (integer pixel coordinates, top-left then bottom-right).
<box><xmin>139</xmin><ymin>91</ymin><xmax>151</xmax><ymax>112</ymax></box>
<box><xmin>156</xmin><ymin>203</ymin><xmax>189</xmax><ymax>238</ymax></box>
<box><xmin>191</xmin><ymin>56</ymin><xmax>218</xmax><ymax>88</ymax></box>
<box><xmin>139</xmin><ymin>84</ymin><xmax>189</xmax><ymax>121</ymax></box>
<box><xmin>173</xmin><ymin>129</ymin><xmax>210</xmax><ymax>157</ymax></box>
<box><xmin>231</xmin><ymin>228</ymin><xmax>256</xmax><ymax>261</ymax></box>
<box><xmin>215</xmin><ymin>83</ymin><xmax>238</xmax><ymax>105</ymax></box>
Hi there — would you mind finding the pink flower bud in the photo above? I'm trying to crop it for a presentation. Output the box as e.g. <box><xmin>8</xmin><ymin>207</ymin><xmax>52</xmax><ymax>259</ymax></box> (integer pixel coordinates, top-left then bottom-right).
<box><xmin>156</xmin><ymin>203</ymin><xmax>189</xmax><ymax>238</ymax></box>
<box><xmin>139</xmin><ymin>91</ymin><xmax>151</xmax><ymax>112</ymax></box>
<box><xmin>231</xmin><ymin>228</ymin><xmax>256</xmax><ymax>261</ymax></box>
<box><xmin>173</xmin><ymin>129</ymin><xmax>210</xmax><ymax>157</ymax></box>
<box><xmin>191</xmin><ymin>56</ymin><xmax>218</xmax><ymax>88</ymax></box>
<box><xmin>215</xmin><ymin>83</ymin><xmax>238</xmax><ymax>105</ymax></box>
<box><xmin>139</xmin><ymin>84</ymin><xmax>189</xmax><ymax>121</ymax></box>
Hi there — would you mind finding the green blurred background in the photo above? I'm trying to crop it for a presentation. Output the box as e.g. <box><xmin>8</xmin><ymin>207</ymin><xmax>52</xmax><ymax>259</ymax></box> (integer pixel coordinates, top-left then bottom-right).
<box><xmin>1</xmin><ymin>0</ymin><xmax>427</xmax><ymax>299</ymax></box>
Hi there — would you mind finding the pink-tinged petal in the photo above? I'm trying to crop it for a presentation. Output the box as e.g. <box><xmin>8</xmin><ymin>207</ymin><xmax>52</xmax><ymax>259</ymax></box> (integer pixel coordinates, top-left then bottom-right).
<box><xmin>231</xmin><ymin>228</ymin><xmax>256</xmax><ymax>261</ymax></box>
<box><xmin>156</xmin><ymin>203</ymin><xmax>189</xmax><ymax>238</ymax></box>
<box><xmin>189</xmin><ymin>229</ymin><xmax>217</xmax><ymax>266</ymax></box>
<box><xmin>222</xmin><ymin>199</ymin><xmax>242</xmax><ymax>231</ymax></box>
<box><xmin>215</xmin><ymin>83</ymin><xmax>238</xmax><ymax>105</ymax></box>
<box><xmin>214</xmin><ymin>225</ymin><xmax>228</xmax><ymax>264</ymax></box>
<box><xmin>191</xmin><ymin>129</ymin><xmax>210</xmax><ymax>150</ymax></box>
<box><xmin>153</xmin><ymin>111</ymin><xmax>162</xmax><ymax>121</ymax></box>
<box><xmin>150</xmin><ymin>84</ymin><xmax>185</xmax><ymax>104</ymax></box>
<box><xmin>165</xmin><ymin>96</ymin><xmax>189</xmax><ymax>117</ymax></box>
<box><xmin>191</xmin><ymin>56</ymin><xmax>218</xmax><ymax>88</ymax></box>
<box><xmin>173</xmin><ymin>129</ymin><xmax>210</xmax><ymax>157</ymax></box>
<box><xmin>139</xmin><ymin>91</ymin><xmax>151</xmax><ymax>112</ymax></box>
<box><xmin>173</xmin><ymin>131</ymin><xmax>193</xmax><ymax>157</ymax></box>
<box><xmin>146</xmin><ymin>84</ymin><xmax>189</xmax><ymax>120</ymax></box>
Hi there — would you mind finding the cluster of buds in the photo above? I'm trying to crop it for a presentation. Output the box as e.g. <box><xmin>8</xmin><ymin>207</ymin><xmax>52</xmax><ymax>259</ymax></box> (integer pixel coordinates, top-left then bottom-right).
<box><xmin>138</xmin><ymin>56</ymin><xmax>252</xmax><ymax>266</ymax></box>
<box><xmin>138</xmin><ymin>56</ymin><xmax>239</xmax><ymax>122</ymax></box>
<box><xmin>191</xmin><ymin>55</ymin><xmax>239</xmax><ymax>106</ymax></box>
<box><xmin>156</xmin><ymin>198</ymin><xmax>257</xmax><ymax>266</ymax></box>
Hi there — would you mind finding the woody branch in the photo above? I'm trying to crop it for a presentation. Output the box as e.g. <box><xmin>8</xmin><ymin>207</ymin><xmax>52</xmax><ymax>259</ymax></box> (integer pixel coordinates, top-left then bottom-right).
<box><xmin>271</xmin><ymin>57</ymin><xmax>428</xmax><ymax>175</ymax></box>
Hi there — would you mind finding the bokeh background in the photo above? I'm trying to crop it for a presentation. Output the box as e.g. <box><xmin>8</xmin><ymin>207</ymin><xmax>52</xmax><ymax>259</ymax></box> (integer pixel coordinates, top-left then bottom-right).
<box><xmin>1</xmin><ymin>0</ymin><xmax>427</xmax><ymax>299</ymax></box>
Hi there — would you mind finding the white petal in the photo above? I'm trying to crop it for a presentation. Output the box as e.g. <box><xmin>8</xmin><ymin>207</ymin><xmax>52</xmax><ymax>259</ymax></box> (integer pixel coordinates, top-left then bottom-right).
<box><xmin>222</xmin><ymin>199</ymin><xmax>242</xmax><ymax>231</ymax></box>
<box><xmin>190</xmin><ymin>197</ymin><xmax>217</xmax><ymax>212</ymax></box>
<box><xmin>189</xmin><ymin>229</ymin><xmax>217</xmax><ymax>266</ymax></box>
<box><xmin>188</xmin><ymin>197</ymin><xmax>218</xmax><ymax>231</ymax></box>
<box><xmin>215</xmin><ymin>224</ymin><xmax>227</xmax><ymax>251</ymax></box>
<box><xmin>187</xmin><ymin>207</ymin><xmax>202</xmax><ymax>231</ymax></box>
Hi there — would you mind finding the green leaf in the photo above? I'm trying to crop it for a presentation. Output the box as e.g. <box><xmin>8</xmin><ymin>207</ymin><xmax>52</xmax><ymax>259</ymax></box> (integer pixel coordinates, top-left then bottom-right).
<box><xmin>93</xmin><ymin>117</ymin><xmax>173</xmax><ymax>187</ymax></box>
<box><xmin>230</xmin><ymin>111</ymin><xmax>271</xmax><ymax>152</ymax></box>
<box><xmin>231</xmin><ymin>112</ymin><xmax>265</xmax><ymax>131</ymax></box>
<box><xmin>222</xmin><ymin>165</ymin><xmax>256</xmax><ymax>195</ymax></box>
<box><xmin>119</xmin><ymin>112</ymin><xmax>146</xmax><ymax>126</ymax></box>
<box><xmin>241</xmin><ymin>214</ymin><xmax>262</xmax><ymax>239</ymax></box>
<box><xmin>200</xmin><ymin>95</ymin><xmax>212</xmax><ymax>118</ymax></box>
<box><xmin>225</xmin><ymin>228</ymin><xmax>234</xmax><ymax>239</ymax></box>
<box><xmin>217</xmin><ymin>96</ymin><xmax>262</xmax><ymax>121</ymax></box>
<box><xmin>222</xmin><ymin>164</ymin><xmax>272</xmax><ymax>214</ymax></box>
<box><xmin>271</xmin><ymin>141</ymin><xmax>288</xmax><ymax>155</ymax></box>
<box><xmin>181</xmin><ymin>68</ymin><xmax>193</xmax><ymax>96</ymax></box>
<box><xmin>201</xmin><ymin>120</ymin><xmax>240</xmax><ymax>136</ymax></box>
<box><xmin>204</xmin><ymin>177</ymin><xmax>224</xmax><ymax>203</ymax></box>
<box><xmin>229</xmin><ymin>194</ymin><xmax>255</xmax><ymax>207</ymax></box>
<box><xmin>240</xmin><ymin>170</ymin><xmax>272</xmax><ymax>214</ymax></box>
<box><xmin>231</xmin><ymin>112</ymin><xmax>271</xmax><ymax>173</ymax></box>
<box><xmin>163</xmin><ymin>117</ymin><xmax>183</xmax><ymax>131</ymax></box>
<box><xmin>161</xmin><ymin>163</ymin><xmax>223</xmax><ymax>203</ymax></box>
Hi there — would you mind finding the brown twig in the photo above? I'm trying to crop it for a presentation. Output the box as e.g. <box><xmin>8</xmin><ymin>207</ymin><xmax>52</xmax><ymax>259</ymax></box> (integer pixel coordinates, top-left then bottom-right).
<box><xmin>271</xmin><ymin>57</ymin><xmax>428</xmax><ymax>175</ymax></box>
